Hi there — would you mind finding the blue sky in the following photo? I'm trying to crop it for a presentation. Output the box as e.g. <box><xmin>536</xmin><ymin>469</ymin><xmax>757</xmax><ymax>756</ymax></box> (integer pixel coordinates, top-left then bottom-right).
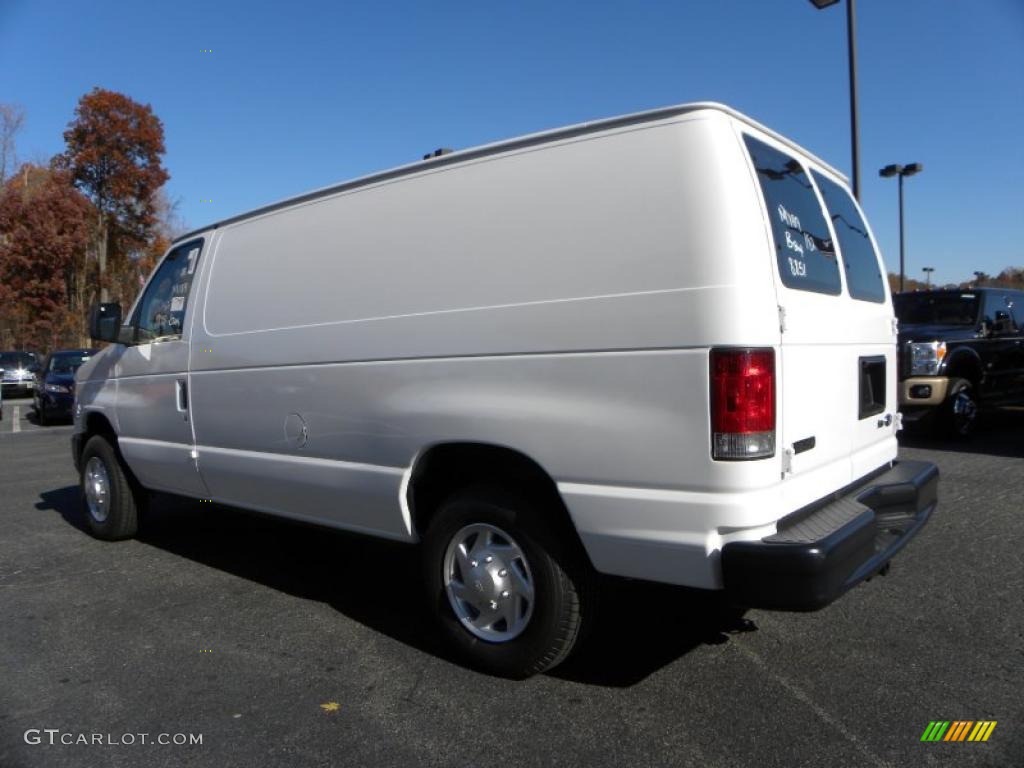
<box><xmin>2</xmin><ymin>0</ymin><xmax>1022</xmax><ymax>286</ymax></box>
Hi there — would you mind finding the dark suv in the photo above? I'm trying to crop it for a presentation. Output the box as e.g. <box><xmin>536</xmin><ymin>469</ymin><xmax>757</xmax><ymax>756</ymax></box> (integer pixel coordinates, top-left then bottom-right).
<box><xmin>895</xmin><ymin>288</ymin><xmax>1024</xmax><ymax>435</ymax></box>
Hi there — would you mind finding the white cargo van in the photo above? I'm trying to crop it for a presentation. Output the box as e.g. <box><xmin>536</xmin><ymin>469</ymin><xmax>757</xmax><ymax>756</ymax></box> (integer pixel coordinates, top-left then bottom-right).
<box><xmin>74</xmin><ymin>103</ymin><xmax>937</xmax><ymax>677</ymax></box>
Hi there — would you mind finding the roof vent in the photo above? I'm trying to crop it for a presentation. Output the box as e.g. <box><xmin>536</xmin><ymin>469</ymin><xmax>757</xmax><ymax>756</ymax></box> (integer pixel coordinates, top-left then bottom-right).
<box><xmin>422</xmin><ymin>148</ymin><xmax>453</xmax><ymax>161</ymax></box>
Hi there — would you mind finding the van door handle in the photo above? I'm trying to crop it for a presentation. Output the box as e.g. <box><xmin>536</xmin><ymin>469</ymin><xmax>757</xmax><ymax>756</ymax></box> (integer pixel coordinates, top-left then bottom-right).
<box><xmin>176</xmin><ymin>379</ymin><xmax>188</xmax><ymax>418</ymax></box>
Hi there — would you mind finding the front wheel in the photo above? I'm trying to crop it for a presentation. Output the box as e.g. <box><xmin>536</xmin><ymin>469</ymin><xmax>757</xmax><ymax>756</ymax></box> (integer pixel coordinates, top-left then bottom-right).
<box><xmin>422</xmin><ymin>487</ymin><xmax>594</xmax><ymax>678</ymax></box>
<box><xmin>938</xmin><ymin>378</ymin><xmax>978</xmax><ymax>438</ymax></box>
<box><xmin>79</xmin><ymin>435</ymin><xmax>145</xmax><ymax>540</ymax></box>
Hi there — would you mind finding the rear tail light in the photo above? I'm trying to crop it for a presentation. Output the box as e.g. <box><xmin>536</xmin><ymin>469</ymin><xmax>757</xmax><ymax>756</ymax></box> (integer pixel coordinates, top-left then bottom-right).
<box><xmin>710</xmin><ymin>348</ymin><xmax>775</xmax><ymax>460</ymax></box>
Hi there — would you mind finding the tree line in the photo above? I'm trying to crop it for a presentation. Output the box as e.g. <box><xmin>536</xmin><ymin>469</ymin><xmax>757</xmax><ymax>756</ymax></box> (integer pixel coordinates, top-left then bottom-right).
<box><xmin>0</xmin><ymin>89</ymin><xmax>181</xmax><ymax>353</ymax></box>
<box><xmin>888</xmin><ymin>267</ymin><xmax>1024</xmax><ymax>294</ymax></box>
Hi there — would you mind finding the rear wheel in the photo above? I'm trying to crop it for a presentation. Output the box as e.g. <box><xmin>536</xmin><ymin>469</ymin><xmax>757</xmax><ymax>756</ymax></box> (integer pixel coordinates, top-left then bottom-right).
<box><xmin>422</xmin><ymin>486</ymin><xmax>594</xmax><ymax>678</ymax></box>
<box><xmin>79</xmin><ymin>435</ymin><xmax>145</xmax><ymax>540</ymax></box>
<box><xmin>938</xmin><ymin>378</ymin><xmax>977</xmax><ymax>438</ymax></box>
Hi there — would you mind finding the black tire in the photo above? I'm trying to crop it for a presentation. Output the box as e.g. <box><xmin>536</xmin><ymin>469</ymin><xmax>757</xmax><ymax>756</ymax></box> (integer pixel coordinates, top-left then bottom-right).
<box><xmin>938</xmin><ymin>378</ymin><xmax>978</xmax><ymax>438</ymax></box>
<box><xmin>422</xmin><ymin>486</ymin><xmax>596</xmax><ymax>679</ymax></box>
<box><xmin>35</xmin><ymin>404</ymin><xmax>48</xmax><ymax>426</ymax></box>
<box><xmin>79</xmin><ymin>435</ymin><xmax>145</xmax><ymax>540</ymax></box>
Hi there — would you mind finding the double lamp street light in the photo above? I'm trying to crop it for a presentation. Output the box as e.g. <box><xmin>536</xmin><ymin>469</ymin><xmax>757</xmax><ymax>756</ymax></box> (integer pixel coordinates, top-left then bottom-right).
<box><xmin>879</xmin><ymin>162</ymin><xmax>924</xmax><ymax>292</ymax></box>
<box><xmin>808</xmin><ymin>2</ymin><xmax>927</xmax><ymax>295</ymax></box>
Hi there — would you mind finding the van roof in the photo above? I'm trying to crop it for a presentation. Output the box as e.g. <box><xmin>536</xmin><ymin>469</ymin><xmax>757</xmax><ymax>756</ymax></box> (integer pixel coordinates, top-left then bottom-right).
<box><xmin>173</xmin><ymin>101</ymin><xmax>848</xmax><ymax>244</ymax></box>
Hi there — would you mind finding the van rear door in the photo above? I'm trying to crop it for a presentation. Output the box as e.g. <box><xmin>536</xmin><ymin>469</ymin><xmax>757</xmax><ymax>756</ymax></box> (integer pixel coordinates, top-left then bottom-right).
<box><xmin>742</xmin><ymin>134</ymin><xmax>895</xmax><ymax>494</ymax></box>
<box><xmin>808</xmin><ymin>169</ymin><xmax>896</xmax><ymax>478</ymax></box>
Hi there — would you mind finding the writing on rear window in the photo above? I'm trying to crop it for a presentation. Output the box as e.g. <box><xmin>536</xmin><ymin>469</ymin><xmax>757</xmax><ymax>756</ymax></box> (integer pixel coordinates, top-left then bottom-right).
<box><xmin>744</xmin><ymin>135</ymin><xmax>841</xmax><ymax>296</ymax></box>
<box><xmin>777</xmin><ymin>204</ymin><xmax>827</xmax><ymax>277</ymax></box>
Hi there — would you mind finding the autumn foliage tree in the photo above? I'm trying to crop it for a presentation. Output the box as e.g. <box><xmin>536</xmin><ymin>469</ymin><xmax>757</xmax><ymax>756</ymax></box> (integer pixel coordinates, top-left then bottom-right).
<box><xmin>54</xmin><ymin>88</ymin><xmax>169</xmax><ymax>303</ymax></box>
<box><xmin>0</xmin><ymin>165</ymin><xmax>94</xmax><ymax>350</ymax></box>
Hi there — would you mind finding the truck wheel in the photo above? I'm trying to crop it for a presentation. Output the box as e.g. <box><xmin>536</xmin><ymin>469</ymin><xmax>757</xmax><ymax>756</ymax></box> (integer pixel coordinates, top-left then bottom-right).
<box><xmin>79</xmin><ymin>435</ymin><xmax>143</xmax><ymax>540</ymax></box>
<box><xmin>422</xmin><ymin>486</ymin><xmax>594</xmax><ymax>678</ymax></box>
<box><xmin>939</xmin><ymin>378</ymin><xmax>977</xmax><ymax>438</ymax></box>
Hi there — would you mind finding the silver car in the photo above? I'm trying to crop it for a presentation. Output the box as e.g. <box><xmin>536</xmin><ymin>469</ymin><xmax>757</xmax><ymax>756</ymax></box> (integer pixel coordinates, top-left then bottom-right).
<box><xmin>0</xmin><ymin>351</ymin><xmax>40</xmax><ymax>398</ymax></box>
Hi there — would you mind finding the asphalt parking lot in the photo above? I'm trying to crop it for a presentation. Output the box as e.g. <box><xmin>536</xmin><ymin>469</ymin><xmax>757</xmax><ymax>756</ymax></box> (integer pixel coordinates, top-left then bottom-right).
<box><xmin>0</xmin><ymin>394</ymin><xmax>51</xmax><ymax>435</ymax></box>
<box><xmin>1</xmin><ymin>398</ymin><xmax>1021</xmax><ymax>768</ymax></box>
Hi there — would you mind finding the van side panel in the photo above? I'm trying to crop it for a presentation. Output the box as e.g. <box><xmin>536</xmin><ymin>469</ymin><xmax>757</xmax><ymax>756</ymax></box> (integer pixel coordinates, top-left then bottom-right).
<box><xmin>187</xmin><ymin>114</ymin><xmax>783</xmax><ymax>581</ymax></box>
<box><xmin>198</xmin><ymin>115</ymin><xmax>778</xmax><ymax>362</ymax></box>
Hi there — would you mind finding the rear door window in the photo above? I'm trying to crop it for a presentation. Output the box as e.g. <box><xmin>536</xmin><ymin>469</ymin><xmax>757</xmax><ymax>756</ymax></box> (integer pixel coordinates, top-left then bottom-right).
<box><xmin>812</xmin><ymin>172</ymin><xmax>885</xmax><ymax>303</ymax></box>
<box><xmin>744</xmin><ymin>135</ymin><xmax>841</xmax><ymax>296</ymax></box>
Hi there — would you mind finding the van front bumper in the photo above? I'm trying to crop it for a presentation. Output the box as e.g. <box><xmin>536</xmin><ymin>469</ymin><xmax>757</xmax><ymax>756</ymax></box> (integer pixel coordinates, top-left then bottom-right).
<box><xmin>721</xmin><ymin>460</ymin><xmax>938</xmax><ymax>611</ymax></box>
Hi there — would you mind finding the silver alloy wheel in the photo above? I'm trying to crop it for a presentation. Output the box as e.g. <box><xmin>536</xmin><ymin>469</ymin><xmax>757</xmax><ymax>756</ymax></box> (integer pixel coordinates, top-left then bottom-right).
<box><xmin>84</xmin><ymin>456</ymin><xmax>111</xmax><ymax>523</ymax></box>
<box><xmin>442</xmin><ymin>523</ymin><xmax>535</xmax><ymax>643</ymax></box>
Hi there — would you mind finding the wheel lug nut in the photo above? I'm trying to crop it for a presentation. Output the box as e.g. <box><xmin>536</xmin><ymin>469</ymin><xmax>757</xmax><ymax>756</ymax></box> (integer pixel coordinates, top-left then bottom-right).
<box><xmin>470</xmin><ymin>560</ymin><xmax>478</xmax><ymax>568</ymax></box>
<box><xmin>498</xmin><ymin>569</ymin><xmax>508</xmax><ymax>577</ymax></box>
<box><xmin>484</xmin><ymin>556</ymin><xmax>493</xmax><ymax>564</ymax></box>
<box><xmin>501</xmin><ymin>590</ymin><xmax>509</xmax><ymax>598</ymax></box>
<box><xmin>489</xmin><ymin>600</ymin><xmax>498</xmax><ymax>610</ymax></box>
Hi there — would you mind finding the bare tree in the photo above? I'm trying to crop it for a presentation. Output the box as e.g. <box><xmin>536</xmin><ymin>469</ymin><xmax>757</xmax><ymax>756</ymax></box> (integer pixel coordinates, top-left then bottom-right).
<box><xmin>153</xmin><ymin>188</ymin><xmax>188</xmax><ymax>241</ymax></box>
<box><xmin>0</xmin><ymin>104</ymin><xmax>26</xmax><ymax>184</ymax></box>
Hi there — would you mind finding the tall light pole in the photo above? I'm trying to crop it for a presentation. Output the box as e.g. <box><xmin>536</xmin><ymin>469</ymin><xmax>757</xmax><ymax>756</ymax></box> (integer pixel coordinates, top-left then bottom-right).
<box><xmin>809</xmin><ymin>0</ymin><xmax>861</xmax><ymax>200</ymax></box>
<box><xmin>922</xmin><ymin>266</ymin><xmax>934</xmax><ymax>288</ymax></box>
<box><xmin>879</xmin><ymin>163</ymin><xmax>923</xmax><ymax>292</ymax></box>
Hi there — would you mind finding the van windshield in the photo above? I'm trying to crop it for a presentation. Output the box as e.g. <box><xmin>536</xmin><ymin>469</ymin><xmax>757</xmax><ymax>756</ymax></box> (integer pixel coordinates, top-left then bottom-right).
<box><xmin>894</xmin><ymin>293</ymin><xmax>980</xmax><ymax>326</ymax></box>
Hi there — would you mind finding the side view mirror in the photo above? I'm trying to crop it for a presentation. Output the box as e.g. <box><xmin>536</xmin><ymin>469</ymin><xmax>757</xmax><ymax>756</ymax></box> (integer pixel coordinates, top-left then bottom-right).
<box><xmin>88</xmin><ymin>302</ymin><xmax>124</xmax><ymax>343</ymax></box>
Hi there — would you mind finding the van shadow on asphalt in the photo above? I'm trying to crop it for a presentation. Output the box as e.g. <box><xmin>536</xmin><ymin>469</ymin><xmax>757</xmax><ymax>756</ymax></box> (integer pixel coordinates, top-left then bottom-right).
<box><xmin>36</xmin><ymin>486</ymin><xmax>757</xmax><ymax>687</ymax></box>
<box><xmin>897</xmin><ymin>407</ymin><xmax>1024</xmax><ymax>459</ymax></box>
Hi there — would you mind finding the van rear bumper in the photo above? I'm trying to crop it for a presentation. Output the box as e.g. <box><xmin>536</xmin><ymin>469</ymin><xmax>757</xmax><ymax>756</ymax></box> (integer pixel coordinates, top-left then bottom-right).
<box><xmin>721</xmin><ymin>460</ymin><xmax>938</xmax><ymax>611</ymax></box>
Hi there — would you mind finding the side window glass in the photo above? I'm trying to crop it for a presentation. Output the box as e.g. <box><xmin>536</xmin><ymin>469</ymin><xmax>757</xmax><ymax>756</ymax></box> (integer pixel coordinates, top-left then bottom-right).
<box><xmin>811</xmin><ymin>171</ymin><xmax>885</xmax><ymax>303</ymax></box>
<box><xmin>994</xmin><ymin>295</ymin><xmax>1018</xmax><ymax>332</ymax></box>
<box><xmin>1009</xmin><ymin>295</ymin><xmax>1024</xmax><ymax>330</ymax></box>
<box><xmin>743</xmin><ymin>135</ymin><xmax>841</xmax><ymax>296</ymax></box>
<box><xmin>133</xmin><ymin>240</ymin><xmax>203</xmax><ymax>343</ymax></box>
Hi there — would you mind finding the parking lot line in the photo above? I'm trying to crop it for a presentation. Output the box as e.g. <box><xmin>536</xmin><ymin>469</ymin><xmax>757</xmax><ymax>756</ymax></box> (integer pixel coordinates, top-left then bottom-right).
<box><xmin>12</xmin><ymin>405</ymin><xmax>20</xmax><ymax>433</ymax></box>
<box><xmin>730</xmin><ymin>641</ymin><xmax>895</xmax><ymax>768</ymax></box>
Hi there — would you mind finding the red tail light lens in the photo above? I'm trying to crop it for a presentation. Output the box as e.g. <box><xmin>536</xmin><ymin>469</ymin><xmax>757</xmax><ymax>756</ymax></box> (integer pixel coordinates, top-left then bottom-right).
<box><xmin>710</xmin><ymin>348</ymin><xmax>775</xmax><ymax>460</ymax></box>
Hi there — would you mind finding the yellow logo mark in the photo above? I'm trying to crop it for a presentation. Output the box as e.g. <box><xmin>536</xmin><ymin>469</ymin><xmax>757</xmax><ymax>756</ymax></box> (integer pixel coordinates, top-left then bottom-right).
<box><xmin>320</xmin><ymin>702</ymin><xmax>340</xmax><ymax>713</ymax></box>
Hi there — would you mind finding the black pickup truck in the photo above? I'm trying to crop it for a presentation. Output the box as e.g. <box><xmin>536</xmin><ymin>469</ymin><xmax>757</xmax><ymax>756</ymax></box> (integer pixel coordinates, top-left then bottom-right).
<box><xmin>894</xmin><ymin>288</ymin><xmax>1024</xmax><ymax>436</ymax></box>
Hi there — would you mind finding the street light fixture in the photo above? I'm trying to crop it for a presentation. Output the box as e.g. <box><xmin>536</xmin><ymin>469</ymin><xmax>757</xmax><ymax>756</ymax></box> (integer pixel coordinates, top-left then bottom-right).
<box><xmin>922</xmin><ymin>266</ymin><xmax>934</xmax><ymax>289</ymax></box>
<box><xmin>879</xmin><ymin>162</ymin><xmax>924</xmax><ymax>292</ymax></box>
<box><xmin>808</xmin><ymin>0</ymin><xmax>861</xmax><ymax>200</ymax></box>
